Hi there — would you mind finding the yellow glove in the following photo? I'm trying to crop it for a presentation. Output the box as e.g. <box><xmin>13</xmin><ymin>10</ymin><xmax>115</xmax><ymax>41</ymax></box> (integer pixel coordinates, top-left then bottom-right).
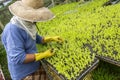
<box><xmin>44</xmin><ymin>36</ymin><xmax>63</xmax><ymax>43</ymax></box>
<box><xmin>35</xmin><ymin>49</ymin><xmax>54</xmax><ymax>61</ymax></box>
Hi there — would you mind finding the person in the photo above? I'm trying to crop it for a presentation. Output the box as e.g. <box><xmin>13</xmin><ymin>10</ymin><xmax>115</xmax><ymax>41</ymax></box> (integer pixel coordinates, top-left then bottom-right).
<box><xmin>1</xmin><ymin>0</ymin><xmax>63</xmax><ymax>80</ymax></box>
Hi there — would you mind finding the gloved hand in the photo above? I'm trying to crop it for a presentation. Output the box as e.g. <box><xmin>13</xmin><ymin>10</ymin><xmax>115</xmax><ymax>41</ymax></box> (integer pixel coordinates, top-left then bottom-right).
<box><xmin>43</xmin><ymin>36</ymin><xmax>63</xmax><ymax>43</ymax></box>
<box><xmin>35</xmin><ymin>49</ymin><xmax>54</xmax><ymax>61</ymax></box>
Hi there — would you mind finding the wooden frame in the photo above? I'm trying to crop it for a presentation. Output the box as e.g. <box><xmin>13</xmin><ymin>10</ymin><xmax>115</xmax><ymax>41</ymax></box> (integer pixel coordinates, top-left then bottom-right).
<box><xmin>0</xmin><ymin>65</ymin><xmax>5</xmax><ymax>80</ymax></box>
<box><xmin>0</xmin><ymin>21</ymin><xmax>4</xmax><ymax>30</ymax></box>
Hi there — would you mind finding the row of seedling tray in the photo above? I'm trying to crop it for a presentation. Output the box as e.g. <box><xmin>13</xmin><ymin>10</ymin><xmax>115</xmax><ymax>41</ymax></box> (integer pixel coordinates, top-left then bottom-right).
<box><xmin>41</xmin><ymin>53</ymin><xmax>120</xmax><ymax>80</ymax></box>
<box><xmin>41</xmin><ymin>58</ymin><xmax>99</xmax><ymax>80</ymax></box>
<box><xmin>37</xmin><ymin>0</ymin><xmax>120</xmax><ymax>80</ymax></box>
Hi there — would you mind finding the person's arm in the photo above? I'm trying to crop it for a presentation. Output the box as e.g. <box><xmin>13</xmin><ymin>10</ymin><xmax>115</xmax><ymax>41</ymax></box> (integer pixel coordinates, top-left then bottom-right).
<box><xmin>24</xmin><ymin>49</ymin><xmax>54</xmax><ymax>63</ymax></box>
<box><xmin>43</xmin><ymin>36</ymin><xmax>63</xmax><ymax>43</ymax></box>
<box><xmin>36</xmin><ymin>34</ymin><xmax>44</xmax><ymax>44</ymax></box>
<box><xmin>23</xmin><ymin>54</ymin><xmax>35</xmax><ymax>63</ymax></box>
<box><xmin>36</xmin><ymin>34</ymin><xmax>63</xmax><ymax>44</ymax></box>
<box><xmin>4</xmin><ymin>24</ymin><xmax>54</xmax><ymax>64</ymax></box>
<box><xmin>4</xmin><ymin>25</ymin><xmax>26</xmax><ymax>64</ymax></box>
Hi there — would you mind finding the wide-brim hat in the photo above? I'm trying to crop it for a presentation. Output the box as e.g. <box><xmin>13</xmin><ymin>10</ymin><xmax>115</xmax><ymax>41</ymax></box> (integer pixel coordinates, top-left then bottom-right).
<box><xmin>9</xmin><ymin>0</ymin><xmax>55</xmax><ymax>22</ymax></box>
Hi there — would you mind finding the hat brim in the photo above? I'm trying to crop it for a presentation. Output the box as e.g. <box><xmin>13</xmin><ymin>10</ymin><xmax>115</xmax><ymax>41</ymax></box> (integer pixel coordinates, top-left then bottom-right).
<box><xmin>9</xmin><ymin>1</ymin><xmax>55</xmax><ymax>22</ymax></box>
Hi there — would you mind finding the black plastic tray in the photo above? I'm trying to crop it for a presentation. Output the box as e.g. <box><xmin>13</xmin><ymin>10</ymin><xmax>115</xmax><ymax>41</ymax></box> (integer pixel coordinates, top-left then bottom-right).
<box><xmin>103</xmin><ymin>0</ymin><xmax>120</xmax><ymax>6</ymax></box>
<box><xmin>41</xmin><ymin>58</ymin><xmax>99</xmax><ymax>80</ymax></box>
<box><xmin>96</xmin><ymin>55</ymin><xmax>120</xmax><ymax>67</ymax></box>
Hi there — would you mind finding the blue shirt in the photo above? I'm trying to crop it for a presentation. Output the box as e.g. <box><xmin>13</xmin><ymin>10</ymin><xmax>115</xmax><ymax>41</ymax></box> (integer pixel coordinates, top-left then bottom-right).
<box><xmin>1</xmin><ymin>22</ymin><xmax>43</xmax><ymax>80</ymax></box>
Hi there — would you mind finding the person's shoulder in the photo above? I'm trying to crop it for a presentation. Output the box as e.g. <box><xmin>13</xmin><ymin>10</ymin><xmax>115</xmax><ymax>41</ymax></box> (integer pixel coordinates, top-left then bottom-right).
<box><xmin>5</xmin><ymin>22</ymin><xmax>20</xmax><ymax>30</ymax></box>
<box><xmin>3</xmin><ymin>22</ymin><xmax>21</xmax><ymax>34</ymax></box>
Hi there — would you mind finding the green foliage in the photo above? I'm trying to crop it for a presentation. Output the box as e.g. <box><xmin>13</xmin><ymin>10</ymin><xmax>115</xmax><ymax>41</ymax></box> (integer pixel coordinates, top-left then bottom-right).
<box><xmin>91</xmin><ymin>4</ymin><xmax>120</xmax><ymax>61</ymax></box>
<box><xmin>0</xmin><ymin>0</ymin><xmax>13</xmax><ymax>26</ymax></box>
<box><xmin>0</xmin><ymin>9</ymin><xmax>12</xmax><ymax>26</ymax></box>
<box><xmin>92</xmin><ymin>61</ymin><xmax>120</xmax><ymax>80</ymax></box>
<box><xmin>37</xmin><ymin>0</ymin><xmax>120</xmax><ymax>79</ymax></box>
<box><xmin>44</xmin><ymin>0</ymin><xmax>80</xmax><ymax>6</ymax></box>
<box><xmin>0</xmin><ymin>45</ymin><xmax>10</xmax><ymax>79</ymax></box>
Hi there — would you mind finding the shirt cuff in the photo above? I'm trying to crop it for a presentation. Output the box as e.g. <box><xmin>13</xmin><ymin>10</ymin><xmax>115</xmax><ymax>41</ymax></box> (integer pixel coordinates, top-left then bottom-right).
<box><xmin>36</xmin><ymin>34</ymin><xmax>43</xmax><ymax>44</ymax></box>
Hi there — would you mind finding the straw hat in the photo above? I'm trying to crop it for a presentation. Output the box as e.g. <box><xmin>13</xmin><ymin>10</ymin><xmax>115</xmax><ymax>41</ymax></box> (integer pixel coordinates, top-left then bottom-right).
<box><xmin>9</xmin><ymin>0</ymin><xmax>55</xmax><ymax>22</ymax></box>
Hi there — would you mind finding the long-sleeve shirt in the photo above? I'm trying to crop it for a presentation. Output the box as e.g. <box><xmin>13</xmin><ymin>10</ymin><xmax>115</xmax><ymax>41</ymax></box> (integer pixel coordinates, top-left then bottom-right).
<box><xmin>1</xmin><ymin>22</ymin><xmax>43</xmax><ymax>80</ymax></box>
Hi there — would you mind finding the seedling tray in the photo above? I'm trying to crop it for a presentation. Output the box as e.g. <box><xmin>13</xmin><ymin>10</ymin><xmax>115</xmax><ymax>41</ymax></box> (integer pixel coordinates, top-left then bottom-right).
<box><xmin>96</xmin><ymin>55</ymin><xmax>120</xmax><ymax>67</ymax></box>
<box><xmin>41</xmin><ymin>58</ymin><xmax>99</xmax><ymax>80</ymax></box>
